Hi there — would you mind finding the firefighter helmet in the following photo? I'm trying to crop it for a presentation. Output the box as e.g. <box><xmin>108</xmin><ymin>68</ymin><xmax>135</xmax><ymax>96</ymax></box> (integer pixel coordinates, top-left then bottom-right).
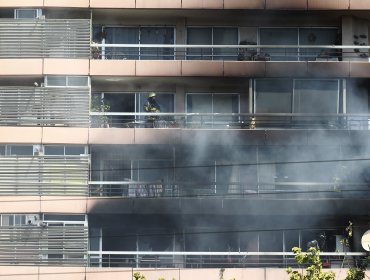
<box><xmin>149</xmin><ymin>92</ymin><xmax>156</xmax><ymax>98</ymax></box>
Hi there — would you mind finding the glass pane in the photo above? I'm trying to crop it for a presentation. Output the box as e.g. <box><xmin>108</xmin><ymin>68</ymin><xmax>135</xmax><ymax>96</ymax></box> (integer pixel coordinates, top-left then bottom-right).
<box><xmin>16</xmin><ymin>9</ymin><xmax>37</xmax><ymax>19</ymax></box>
<box><xmin>105</xmin><ymin>27</ymin><xmax>139</xmax><ymax>59</ymax></box>
<box><xmin>186</xmin><ymin>94</ymin><xmax>212</xmax><ymax>113</ymax></box>
<box><xmin>65</xmin><ymin>146</ymin><xmax>85</xmax><ymax>155</ymax></box>
<box><xmin>260</xmin><ymin>28</ymin><xmax>298</xmax><ymax>61</ymax></box>
<box><xmin>213</xmin><ymin>27</ymin><xmax>238</xmax><ymax>60</ymax></box>
<box><xmin>67</xmin><ymin>76</ymin><xmax>89</xmax><ymax>87</ymax></box>
<box><xmin>102</xmin><ymin>93</ymin><xmax>135</xmax><ymax>127</ymax></box>
<box><xmin>255</xmin><ymin>79</ymin><xmax>293</xmax><ymax>113</ymax></box>
<box><xmin>299</xmin><ymin>28</ymin><xmax>339</xmax><ymax>61</ymax></box>
<box><xmin>89</xmin><ymin>228</ymin><xmax>101</xmax><ymax>251</ymax></box>
<box><xmin>213</xmin><ymin>94</ymin><xmax>239</xmax><ymax>123</ymax></box>
<box><xmin>259</xmin><ymin>231</ymin><xmax>283</xmax><ymax>252</ymax></box>
<box><xmin>138</xmin><ymin>93</ymin><xmax>174</xmax><ymax>113</ymax></box>
<box><xmin>140</xmin><ymin>27</ymin><xmax>174</xmax><ymax>60</ymax></box>
<box><xmin>213</xmin><ymin>94</ymin><xmax>239</xmax><ymax>113</ymax></box>
<box><xmin>284</xmin><ymin>230</ymin><xmax>300</xmax><ymax>252</ymax></box>
<box><xmin>45</xmin><ymin>146</ymin><xmax>64</xmax><ymax>155</ymax></box>
<box><xmin>0</xmin><ymin>146</ymin><xmax>5</xmax><ymax>155</ymax></box>
<box><xmin>2</xmin><ymin>215</ymin><xmax>11</xmax><ymax>226</ymax></box>
<box><xmin>47</xmin><ymin>76</ymin><xmax>67</xmax><ymax>87</ymax></box>
<box><xmin>293</xmin><ymin>80</ymin><xmax>338</xmax><ymax>114</ymax></box>
<box><xmin>44</xmin><ymin>214</ymin><xmax>86</xmax><ymax>222</ymax></box>
<box><xmin>187</xmin><ymin>28</ymin><xmax>212</xmax><ymax>60</ymax></box>
<box><xmin>9</xmin><ymin>145</ymin><xmax>33</xmax><ymax>155</ymax></box>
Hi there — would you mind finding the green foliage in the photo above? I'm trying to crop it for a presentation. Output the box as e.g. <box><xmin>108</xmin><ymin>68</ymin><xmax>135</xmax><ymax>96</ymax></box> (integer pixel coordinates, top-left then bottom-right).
<box><xmin>286</xmin><ymin>247</ymin><xmax>336</xmax><ymax>280</ymax></box>
<box><xmin>91</xmin><ymin>95</ymin><xmax>111</xmax><ymax>127</ymax></box>
<box><xmin>133</xmin><ymin>272</ymin><xmax>146</xmax><ymax>280</ymax></box>
<box><xmin>219</xmin><ymin>268</ymin><xmax>225</xmax><ymax>280</ymax></box>
<box><xmin>91</xmin><ymin>95</ymin><xmax>110</xmax><ymax>112</ymax></box>
<box><xmin>344</xmin><ymin>256</ymin><xmax>370</xmax><ymax>280</ymax></box>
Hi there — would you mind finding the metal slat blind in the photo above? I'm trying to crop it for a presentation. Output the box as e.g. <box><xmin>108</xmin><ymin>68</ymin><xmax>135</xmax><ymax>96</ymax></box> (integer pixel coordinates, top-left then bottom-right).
<box><xmin>0</xmin><ymin>87</ymin><xmax>90</xmax><ymax>127</ymax></box>
<box><xmin>0</xmin><ymin>19</ymin><xmax>90</xmax><ymax>58</ymax></box>
<box><xmin>0</xmin><ymin>156</ymin><xmax>89</xmax><ymax>196</ymax></box>
<box><xmin>0</xmin><ymin>225</ymin><xmax>88</xmax><ymax>265</ymax></box>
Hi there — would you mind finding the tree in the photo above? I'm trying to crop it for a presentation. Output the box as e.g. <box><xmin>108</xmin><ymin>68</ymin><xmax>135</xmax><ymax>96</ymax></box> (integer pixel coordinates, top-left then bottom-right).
<box><xmin>286</xmin><ymin>246</ymin><xmax>336</xmax><ymax>280</ymax></box>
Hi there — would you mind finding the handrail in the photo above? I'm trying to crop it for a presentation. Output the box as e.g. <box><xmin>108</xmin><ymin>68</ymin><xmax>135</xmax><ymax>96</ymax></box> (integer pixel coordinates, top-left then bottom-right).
<box><xmin>88</xmin><ymin>250</ymin><xmax>366</xmax><ymax>256</ymax></box>
<box><xmin>91</xmin><ymin>43</ymin><xmax>370</xmax><ymax>49</ymax></box>
<box><xmin>90</xmin><ymin>112</ymin><xmax>370</xmax><ymax>117</ymax></box>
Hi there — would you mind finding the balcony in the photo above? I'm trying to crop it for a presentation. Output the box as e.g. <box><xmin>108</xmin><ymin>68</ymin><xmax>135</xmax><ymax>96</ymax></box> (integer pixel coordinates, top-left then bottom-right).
<box><xmin>0</xmin><ymin>155</ymin><xmax>89</xmax><ymax>196</ymax></box>
<box><xmin>89</xmin><ymin>180</ymin><xmax>370</xmax><ymax>200</ymax></box>
<box><xmin>0</xmin><ymin>19</ymin><xmax>90</xmax><ymax>58</ymax></box>
<box><xmin>90</xmin><ymin>43</ymin><xmax>368</xmax><ymax>62</ymax></box>
<box><xmin>89</xmin><ymin>44</ymin><xmax>370</xmax><ymax>78</ymax></box>
<box><xmin>88</xmin><ymin>251</ymin><xmax>366</xmax><ymax>269</ymax></box>
<box><xmin>0</xmin><ymin>87</ymin><xmax>90</xmax><ymax>127</ymax></box>
<box><xmin>90</xmin><ymin>112</ymin><xmax>370</xmax><ymax>131</ymax></box>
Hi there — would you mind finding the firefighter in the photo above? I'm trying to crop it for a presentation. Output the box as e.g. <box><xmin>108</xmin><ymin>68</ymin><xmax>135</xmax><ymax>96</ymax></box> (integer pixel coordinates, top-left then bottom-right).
<box><xmin>144</xmin><ymin>92</ymin><xmax>161</xmax><ymax>127</ymax></box>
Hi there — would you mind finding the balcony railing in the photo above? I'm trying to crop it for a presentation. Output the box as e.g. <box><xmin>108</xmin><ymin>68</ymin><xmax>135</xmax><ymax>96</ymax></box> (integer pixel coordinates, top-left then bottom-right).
<box><xmin>90</xmin><ymin>112</ymin><xmax>370</xmax><ymax>130</ymax></box>
<box><xmin>88</xmin><ymin>251</ymin><xmax>367</xmax><ymax>268</ymax></box>
<box><xmin>89</xmin><ymin>181</ymin><xmax>370</xmax><ymax>199</ymax></box>
<box><xmin>0</xmin><ymin>225</ymin><xmax>88</xmax><ymax>265</ymax></box>
<box><xmin>0</xmin><ymin>155</ymin><xmax>89</xmax><ymax>196</ymax></box>
<box><xmin>0</xmin><ymin>87</ymin><xmax>90</xmax><ymax>127</ymax></box>
<box><xmin>91</xmin><ymin>43</ymin><xmax>370</xmax><ymax>61</ymax></box>
<box><xmin>0</xmin><ymin>19</ymin><xmax>90</xmax><ymax>58</ymax></box>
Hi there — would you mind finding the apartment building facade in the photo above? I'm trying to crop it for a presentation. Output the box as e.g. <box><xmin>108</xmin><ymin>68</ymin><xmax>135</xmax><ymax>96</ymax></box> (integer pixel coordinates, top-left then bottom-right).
<box><xmin>0</xmin><ymin>0</ymin><xmax>369</xmax><ymax>279</ymax></box>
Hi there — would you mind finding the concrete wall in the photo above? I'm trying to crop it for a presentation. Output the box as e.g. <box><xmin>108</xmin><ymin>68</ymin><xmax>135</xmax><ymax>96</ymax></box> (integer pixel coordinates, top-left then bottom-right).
<box><xmin>0</xmin><ymin>267</ymin><xmax>362</xmax><ymax>280</ymax></box>
<box><xmin>2</xmin><ymin>0</ymin><xmax>370</xmax><ymax>9</ymax></box>
<box><xmin>3</xmin><ymin>59</ymin><xmax>370</xmax><ymax>79</ymax></box>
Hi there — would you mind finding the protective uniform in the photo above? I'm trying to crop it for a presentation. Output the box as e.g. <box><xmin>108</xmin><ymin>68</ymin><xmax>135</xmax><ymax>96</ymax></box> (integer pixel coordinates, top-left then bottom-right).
<box><xmin>144</xmin><ymin>93</ymin><xmax>161</xmax><ymax>125</ymax></box>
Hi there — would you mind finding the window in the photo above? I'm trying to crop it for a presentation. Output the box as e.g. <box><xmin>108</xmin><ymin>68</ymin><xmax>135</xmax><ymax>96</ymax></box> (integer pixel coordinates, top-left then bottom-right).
<box><xmin>43</xmin><ymin>214</ymin><xmax>86</xmax><ymax>223</ymax></box>
<box><xmin>186</xmin><ymin>93</ymin><xmax>239</xmax><ymax>125</ymax></box>
<box><xmin>103</xmin><ymin>26</ymin><xmax>175</xmax><ymax>60</ymax></box>
<box><xmin>255</xmin><ymin>79</ymin><xmax>340</xmax><ymax>113</ymax></box>
<box><xmin>299</xmin><ymin>28</ymin><xmax>339</xmax><ymax>61</ymax></box>
<box><xmin>8</xmin><ymin>145</ymin><xmax>33</xmax><ymax>156</ymax></box>
<box><xmin>41</xmin><ymin>145</ymin><xmax>87</xmax><ymax>155</ymax></box>
<box><xmin>92</xmin><ymin>92</ymin><xmax>175</xmax><ymax>127</ymax></box>
<box><xmin>255</xmin><ymin>79</ymin><xmax>293</xmax><ymax>113</ymax></box>
<box><xmin>259</xmin><ymin>28</ymin><xmax>338</xmax><ymax>61</ymax></box>
<box><xmin>0</xmin><ymin>214</ymin><xmax>39</xmax><ymax>226</ymax></box>
<box><xmin>45</xmin><ymin>76</ymin><xmax>90</xmax><ymax>87</ymax></box>
<box><xmin>187</xmin><ymin>27</ymin><xmax>238</xmax><ymax>60</ymax></box>
<box><xmin>259</xmin><ymin>28</ymin><xmax>298</xmax><ymax>61</ymax></box>
<box><xmin>293</xmin><ymin>80</ymin><xmax>339</xmax><ymax>114</ymax></box>
<box><xmin>14</xmin><ymin>9</ymin><xmax>42</xmax><ymax>19</ymax></box>
<box><xmin>254</xmin><ymin>79</ymin><xmax>342</xmax><ymax>128</ymax></box>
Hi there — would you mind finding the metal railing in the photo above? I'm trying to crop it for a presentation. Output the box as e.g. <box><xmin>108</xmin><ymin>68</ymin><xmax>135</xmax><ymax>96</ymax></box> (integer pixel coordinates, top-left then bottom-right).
<box><xmin>88</xmin><ymin>251</ymin><xmax>367</xmax><ymax>268</ymax></box>
<box><xmin>89</xmin><ymin>181</ymin><xmax>370</xmax><ymax>199</ymax></box>
<box><xmin>0</xmin><ymin>87</ymin><xmax>90</xmax><ymax>127</ymax></box>
<box><xmin>90</xmin><ymin>43</ymin><xmax>370</xmax><ymax>61</ymax></box>
<box><xmin>0</xmin><ymin>155</ymin><xmax>89</xmax><ymax>196</ymax></box>
<box><xmin>0</xmin><ymin>225</ymin><xmax>88</xmax><ymax>266</ymax></box>
<box><xmin>0</xmin><ymin>19</ymin><xmax>90</xmax><ymax>58</ymax></box>
<box><xmin>89</xmin><ymin>112</ymin><xmax>370</xmax><ymax>130</ymax></box>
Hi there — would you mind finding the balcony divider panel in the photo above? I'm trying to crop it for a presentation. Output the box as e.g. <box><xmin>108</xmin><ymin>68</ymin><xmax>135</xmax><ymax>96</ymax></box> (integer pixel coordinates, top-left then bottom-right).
<box><xmin>0</xmin><ymin>87</ymin><xmax>90</xmax><ymax>127</ymax></box>
<box><xmin>0</xmin><ymin>19</ymin><xmax>90</xmax><ymax>58</ymax></box>
<box><xmin>0</xmin><ymin>155</ymin><xmax>89</xmax><ymax>195</ymax></box>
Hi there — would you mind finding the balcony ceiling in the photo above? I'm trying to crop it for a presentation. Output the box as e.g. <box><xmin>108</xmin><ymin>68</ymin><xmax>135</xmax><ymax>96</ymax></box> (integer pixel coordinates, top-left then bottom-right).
<box><xmin>91</xmin><ymin>76</ymin><xmax>249</xmax><ymax>91</ymax></box>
